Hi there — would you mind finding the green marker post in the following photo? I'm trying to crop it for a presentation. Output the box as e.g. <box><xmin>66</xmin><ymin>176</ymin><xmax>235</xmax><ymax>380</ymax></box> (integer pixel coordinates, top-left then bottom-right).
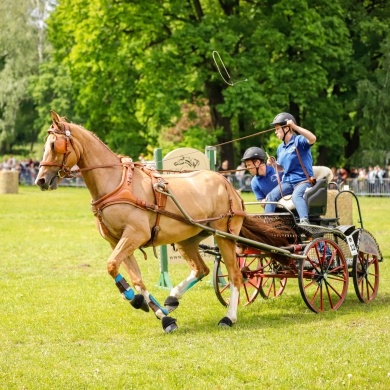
<box><xmin>154</xmin><ymin>148</ymin><xmax>173</xmax><ymax>289</ymax></box>
<box><xmin>205</xmin><ymin>146</ymin><xmax>217</xmax><ymax>171</ymax></box>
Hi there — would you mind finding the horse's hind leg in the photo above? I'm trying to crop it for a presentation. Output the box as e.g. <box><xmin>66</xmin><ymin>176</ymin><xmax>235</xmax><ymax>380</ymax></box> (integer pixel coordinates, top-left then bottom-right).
<box><xmin>214</xmin><ymin>236</ymin><xmax>241</xmax><ymax>327</ymax></box>
<box><xmin>164</xmin><ymin>236</ymin><xmax>210</xmax><ymax>312</ymax></box>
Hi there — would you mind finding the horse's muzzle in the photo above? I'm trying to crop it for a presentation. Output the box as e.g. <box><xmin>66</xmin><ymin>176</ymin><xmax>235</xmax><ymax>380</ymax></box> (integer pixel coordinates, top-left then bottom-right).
<box><xmin>35</xmin><ymin>174</ymin><xmax>59</xmax><ymax>191</ymax></box>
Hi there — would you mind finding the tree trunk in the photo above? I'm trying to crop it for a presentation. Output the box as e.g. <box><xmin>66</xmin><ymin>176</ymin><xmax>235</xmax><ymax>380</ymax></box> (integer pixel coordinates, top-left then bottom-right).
<box><xmin>344</xmin><ymin>126</ymin><xmax>360</xmax><ymax>159</ymax></box>
<box><xmin>205</xmin><ymin>80</ymin><xmax>234</xmax><ymax>170</ymax></box>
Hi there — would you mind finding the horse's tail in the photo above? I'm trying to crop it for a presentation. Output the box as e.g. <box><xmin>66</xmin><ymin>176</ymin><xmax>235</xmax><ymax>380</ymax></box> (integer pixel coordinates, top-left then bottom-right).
<box><xmin>240</xmin><ymin>215</ymin><xmax>298</xmax><ymax>248</ymax></box>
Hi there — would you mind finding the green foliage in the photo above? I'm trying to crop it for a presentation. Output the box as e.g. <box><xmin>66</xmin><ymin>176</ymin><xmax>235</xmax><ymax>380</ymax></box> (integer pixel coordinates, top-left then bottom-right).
<box><xmin>42</xmin><ymin>0</ymin><xmax>390</xmax><ymax>168</ymax></box>
<box><xmin>0</xmin><ymin>0</ymin><xmax>53</xmax><ymax>153</ymax></box>
<box><xmin>2</xmin><ymin>0</ymin><xmax>390</xmax><ymax>168</ymax></box>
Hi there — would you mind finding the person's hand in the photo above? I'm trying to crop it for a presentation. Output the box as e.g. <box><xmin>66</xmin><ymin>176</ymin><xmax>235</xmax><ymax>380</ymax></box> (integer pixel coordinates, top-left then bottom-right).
<box><xmin>286</xmin><ymin>119</ymin><xmax>299</xmax><ymax>133</ymax></box>
<box><xmin>286</xmin><ymin>119</ymin><xmax>296</xmax><ymax>129</ymax></box>
<box><xmin>267</xmin><ymin>156</ymin><xmax>276</xmax><ymax>165</ymax></box>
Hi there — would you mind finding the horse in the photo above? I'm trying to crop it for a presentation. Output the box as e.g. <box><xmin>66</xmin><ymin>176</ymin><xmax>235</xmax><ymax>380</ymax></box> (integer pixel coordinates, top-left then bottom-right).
<box><xmin>35</xmin><ymin>111</ymin><xmax>296</xmax><ymax>333</ymax></box>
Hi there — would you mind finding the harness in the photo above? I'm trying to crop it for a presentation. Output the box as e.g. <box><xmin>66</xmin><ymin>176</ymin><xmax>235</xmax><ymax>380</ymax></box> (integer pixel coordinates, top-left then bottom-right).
<box><xmin>90</xmin><ymin>159</ymin><xmax>187</xmax><ymax>253</ymax></box>
<box><xmin>90</xmin><ymin>159</ymin><xmax>245</xmax><ymax>255</ymax></box>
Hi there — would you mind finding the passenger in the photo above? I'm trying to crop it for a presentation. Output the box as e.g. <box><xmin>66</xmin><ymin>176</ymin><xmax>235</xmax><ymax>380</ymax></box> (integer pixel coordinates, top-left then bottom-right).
<box><xmin>241</xmin><ymin>147</ymin><xmax>280</xmax><ymax>207</ymax></box>
<box><xmin>265</xmin><ymin>112</ymin><xmax>316</xmax><ymax>225</ymax></box>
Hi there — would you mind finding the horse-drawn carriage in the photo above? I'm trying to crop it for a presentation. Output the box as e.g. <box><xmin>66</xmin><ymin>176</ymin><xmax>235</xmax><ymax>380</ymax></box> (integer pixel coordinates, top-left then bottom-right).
<box><xmin>201</xmin><ymin>174</ymin><xmax>382</xmax><ymax>313</ymax></box>
<box><xmin>36</xmin><ymin>111</ymin><xmax>383</xmax><ymax>333</ymax></box>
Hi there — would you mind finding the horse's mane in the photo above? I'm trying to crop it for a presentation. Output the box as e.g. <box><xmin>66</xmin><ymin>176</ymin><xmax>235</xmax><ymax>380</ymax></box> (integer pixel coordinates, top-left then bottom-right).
<box><xmin>67</xmin><ymin>121</ymin><xmax>121</xmax><ymax>159</ymax></box>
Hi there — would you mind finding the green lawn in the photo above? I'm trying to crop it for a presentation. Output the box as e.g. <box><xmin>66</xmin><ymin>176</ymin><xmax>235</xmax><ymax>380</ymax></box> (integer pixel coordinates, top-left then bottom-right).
<box><xmin>0</xmin><ymin>186</ymin><xmax>389</xmax><ymax>389</ymax></box>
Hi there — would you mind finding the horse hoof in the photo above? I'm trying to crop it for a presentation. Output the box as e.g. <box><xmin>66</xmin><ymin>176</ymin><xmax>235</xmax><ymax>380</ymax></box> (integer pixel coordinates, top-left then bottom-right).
<box><xmin>218</xmin><ymin>317</ymin><xmax>233</xmax><ymax>327</ymax></box>
<box><xmin>164</xmin><ymin>296</ymin><xmax>179</xmax><ymax>313</ymax></box>
<box><xmin>130</xmin><ymin>294</ymin><xmax>150</xmax><ymax>312</ymax></box>
<box><xmin>162</xmin><ymin>316</ymin><xmax>178</xmax><ymax>333</ymax></box>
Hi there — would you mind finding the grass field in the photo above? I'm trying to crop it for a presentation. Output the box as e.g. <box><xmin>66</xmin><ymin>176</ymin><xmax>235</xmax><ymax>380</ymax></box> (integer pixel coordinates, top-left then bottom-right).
<box><xmin>0</xmin><ymin>186</ymin><xmax>389</xmax><ymax>389</ymax></box>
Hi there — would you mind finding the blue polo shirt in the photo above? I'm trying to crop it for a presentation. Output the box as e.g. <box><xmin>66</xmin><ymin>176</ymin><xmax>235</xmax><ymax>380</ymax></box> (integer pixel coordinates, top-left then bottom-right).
<box><xmin>251</xmin><ymin>165</ymin><xmax>281</xmax><ymax>200</ymax></box>
<box><xmin>277</xmin><ymin>135</ymin><xmax>314</xmax><ymax>184</ymax></box>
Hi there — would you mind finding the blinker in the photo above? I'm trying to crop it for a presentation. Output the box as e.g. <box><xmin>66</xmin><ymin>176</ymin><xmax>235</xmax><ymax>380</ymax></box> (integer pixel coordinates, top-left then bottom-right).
<box><xmin>54</xmin><ymin>136</ymin><xmax>67</xmax><ymax>154</ymax></box>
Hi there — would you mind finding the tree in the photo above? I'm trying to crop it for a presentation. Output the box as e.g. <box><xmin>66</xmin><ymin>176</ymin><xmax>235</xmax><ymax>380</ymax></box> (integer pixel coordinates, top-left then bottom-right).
<box><xmin>42</xmin><ymin>0</ymin><xmax>390</xmax><ymax>168</ymax></box>
<box><xmin>0</xmin><ymin>0</ymin><xmax>55</xmax><ymax>154</ymax></box>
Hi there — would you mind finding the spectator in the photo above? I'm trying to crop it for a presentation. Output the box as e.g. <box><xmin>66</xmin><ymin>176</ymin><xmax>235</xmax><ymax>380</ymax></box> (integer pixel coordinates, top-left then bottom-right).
<box><xmin>217</xmin><ymin>160</ymin><xmax>232</xmax><ymax>183</ymax></box>
<box><xmin>1</xmin><ymin>157</ymin><xmax>9</xmax><ymax>170</ymax></box>
<box><xmin>7</xmin><ymin>155</ymin><xmax>16</xmax><ymax>170</ymax></box>
<box><xmin>368</xmin><ymin>165</ymin><xmax>376</xmax><ymax>193</ymax></box>
<box><xmin>235</xmin><ymin>161</ymin><xmax>246</xmax><ymax>189</ymax></box>
<box><xmin>336</xmin><ymin>167</ymin><xmax>348</xmax><ymax>185</ymax></box>
<box><xmin>375</xmin><ymin>165</ymin><xmax>385</xmax><ymax>193</ymax></box>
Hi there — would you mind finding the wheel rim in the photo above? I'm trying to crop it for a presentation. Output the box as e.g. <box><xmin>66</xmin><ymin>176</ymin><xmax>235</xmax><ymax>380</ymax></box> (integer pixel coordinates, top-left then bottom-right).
<box><xmin>258</xmin><ymin>255</ymin><xmax>287</xmax><ymax>299</ymax></box>
<box><xmin>299</xmin><ymin>238</ymin><xmax>349</xmax><ymax>313</ymax></box>
<box><xmin>213</xmin><ymin>254</ymin><xmax>261</xmax><ymax>307</ymax></box>
<box><xmin>353</xmin><ymin>251</ymin><xmax>379</xmax><ymax>303</ymax></box>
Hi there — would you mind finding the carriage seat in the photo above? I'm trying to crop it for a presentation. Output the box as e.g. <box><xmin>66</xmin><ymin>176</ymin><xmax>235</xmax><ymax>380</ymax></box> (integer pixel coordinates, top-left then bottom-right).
<box><xmin>277</xmin><ymin>166</ymin><xmax>333</xmax><ymax>217</ymax></box>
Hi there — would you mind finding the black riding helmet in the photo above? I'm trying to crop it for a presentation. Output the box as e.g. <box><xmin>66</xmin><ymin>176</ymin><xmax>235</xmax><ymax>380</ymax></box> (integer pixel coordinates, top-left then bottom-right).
<box><xmin>271</xmin><ymin>112</ymin><xmax>297</xmax><ymax>142</ymax></box>
<box><xmin>270</xmin><ymin>112</ymin><xmax>297</xmax><ymax>127</ymax></box>
<box><xmin>241</xmin><ymin>147</ymin><xmax>266</xmax><ymax>162</ymax></box>
<box><xmin>241</xmin><ymin>147</ymin><xmax>266</xmax><ymax>176</ymax></box>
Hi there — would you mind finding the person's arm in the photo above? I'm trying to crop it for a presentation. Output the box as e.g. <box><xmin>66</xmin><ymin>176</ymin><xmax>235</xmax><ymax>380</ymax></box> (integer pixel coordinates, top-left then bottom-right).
<box><xmin>287</xmin><ymin>120</ymin><xmax>316</xmax><ymax>145</ymax></box>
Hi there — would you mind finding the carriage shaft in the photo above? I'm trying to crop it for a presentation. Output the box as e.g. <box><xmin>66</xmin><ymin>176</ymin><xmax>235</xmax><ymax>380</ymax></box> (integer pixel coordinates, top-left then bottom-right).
<box><xmin>161</xmin><ymin>187</ymin><xmax>306</xmax><ymax>260</ymax></box>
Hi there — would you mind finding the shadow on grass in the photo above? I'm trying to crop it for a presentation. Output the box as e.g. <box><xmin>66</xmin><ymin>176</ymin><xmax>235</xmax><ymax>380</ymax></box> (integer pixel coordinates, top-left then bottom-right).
<box><xmin>173</xmin><ymin>289</ymin><xmax>390</xmax><ymax>335</ymax></box>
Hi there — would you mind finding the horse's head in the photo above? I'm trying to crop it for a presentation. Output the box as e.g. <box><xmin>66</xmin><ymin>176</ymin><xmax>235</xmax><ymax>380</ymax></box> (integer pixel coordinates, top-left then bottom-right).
<box><xmin>35</xmin><ymin>111</ymin><xmax>80</xmax><ymax>191</ymax></box>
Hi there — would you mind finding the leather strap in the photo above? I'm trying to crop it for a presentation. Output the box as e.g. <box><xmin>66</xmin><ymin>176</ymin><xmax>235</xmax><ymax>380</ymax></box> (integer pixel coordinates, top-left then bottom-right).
<box><xmin>295</xmin><ymin>139</ymin><xmax>309</xmax><ymax>180</ymax></box>
<box><xmin>295</xmin><ymin>138</ymin><xmax>316</xmax><ymax>186</ymax></box>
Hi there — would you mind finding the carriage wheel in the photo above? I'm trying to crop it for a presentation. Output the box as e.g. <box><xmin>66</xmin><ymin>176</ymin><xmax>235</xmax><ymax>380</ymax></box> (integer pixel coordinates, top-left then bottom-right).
<box><xmin>213</xmin><ymin>253</ymin><xmax>262</xmax><ymax>307</ymax></box>
<box><xmin>352</xmin><ymin>251</ymin><xmax>380</xmax><ymax>303</ymax></box>
<box><xmin>258</xmin><ymin>255</ymin><xmax>287</xmax><ymax>299</ymax></box>
<box><xmin>298</xmin><ymin>238</ymin><xmax>348</xmax><ymax>313</ymax></box>
<box><xmin>352</xmin><ymin>231</ymin><xmax>380</xmax><ymax>303</ymax></box>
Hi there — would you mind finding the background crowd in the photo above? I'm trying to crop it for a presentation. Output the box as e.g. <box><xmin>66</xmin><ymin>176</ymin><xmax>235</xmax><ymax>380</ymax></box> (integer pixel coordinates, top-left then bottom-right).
<box><xmin>1</xmin><ymin>155</ymin><xmax>40</xmax><ymax>185</ymax></box>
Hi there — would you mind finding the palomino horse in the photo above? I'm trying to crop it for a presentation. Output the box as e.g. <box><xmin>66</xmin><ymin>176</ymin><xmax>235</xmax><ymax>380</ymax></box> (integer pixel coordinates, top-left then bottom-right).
<box><xmin>36</xmin><ymin>111</ymin><xmax>296</xmax><ymax>333</ymax></box>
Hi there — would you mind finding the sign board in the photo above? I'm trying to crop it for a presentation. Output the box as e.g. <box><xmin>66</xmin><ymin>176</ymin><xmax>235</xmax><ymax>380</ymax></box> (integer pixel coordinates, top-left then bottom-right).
<box><xmin>163</xmin><ymin>148</ymin><xmax>215</xmax><ymax>263</ymax></box>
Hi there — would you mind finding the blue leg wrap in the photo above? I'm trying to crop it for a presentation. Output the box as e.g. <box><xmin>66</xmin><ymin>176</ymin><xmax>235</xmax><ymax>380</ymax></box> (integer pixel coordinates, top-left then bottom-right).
<box><xmin>149</xmin><ymin>294</ymin><xmax>168</xmax><ymax>316</ymax></box>
<box><xmin>182</xmin><ymin>276</ymin><xmax>203</xmax><ymax>293</ymax></box>
<box><xmin>115</xmin><ymin>274</ymin><xmax>135</xmax><ymax>301</ymax></box>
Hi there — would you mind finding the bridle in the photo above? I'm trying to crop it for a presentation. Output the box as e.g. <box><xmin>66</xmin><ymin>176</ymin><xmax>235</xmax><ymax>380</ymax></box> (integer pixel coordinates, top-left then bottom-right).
<box><xmin>39</xmin><ymin>122</ymin><xmax>80</xmax><ymax>179</ymax></box>
<box><xmin>39</xmin><ymin>121</ymin><xmax>125</xmax><ymax>178</ymax></box>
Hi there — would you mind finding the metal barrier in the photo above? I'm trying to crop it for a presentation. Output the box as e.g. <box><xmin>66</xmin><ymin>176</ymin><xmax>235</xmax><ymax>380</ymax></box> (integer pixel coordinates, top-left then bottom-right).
<box><xmin>345</xmin><ymin>178</ymin><xmax>390</xmax><ymax>196</ymax></box>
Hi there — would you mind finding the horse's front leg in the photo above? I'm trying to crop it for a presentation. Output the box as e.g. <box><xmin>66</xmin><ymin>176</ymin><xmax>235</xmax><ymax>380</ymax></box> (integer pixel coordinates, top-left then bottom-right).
<box><xmin>121</xmin><ymin>254</ymin><xmax>177</xmax><ymax>331</ymax></box>
<box><xmin>108</xmin><ymin>238</ymin><xmax>178</xmax><ymax>333</ymax></box>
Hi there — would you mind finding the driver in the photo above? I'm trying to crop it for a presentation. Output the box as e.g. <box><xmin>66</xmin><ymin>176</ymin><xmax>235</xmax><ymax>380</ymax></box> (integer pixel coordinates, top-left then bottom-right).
<box><xmin>265</xmin><ymin>112</ymin><xmax>316</xmax><ymax>224</ymax></box>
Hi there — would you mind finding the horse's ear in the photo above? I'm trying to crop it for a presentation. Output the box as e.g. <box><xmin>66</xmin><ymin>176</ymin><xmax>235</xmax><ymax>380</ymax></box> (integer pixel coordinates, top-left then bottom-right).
<box><xmin>50</xmin><ymin>110</ymin><xmax>62</xmax><ymax>126</ymax></box>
